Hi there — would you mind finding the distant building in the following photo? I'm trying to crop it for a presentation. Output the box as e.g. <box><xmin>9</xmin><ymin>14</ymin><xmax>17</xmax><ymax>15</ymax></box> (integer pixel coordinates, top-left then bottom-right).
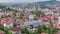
<box><xmin>50</xmin><ymin>0</ymin><xmax>56</xmax><ymax>1</ymax></box>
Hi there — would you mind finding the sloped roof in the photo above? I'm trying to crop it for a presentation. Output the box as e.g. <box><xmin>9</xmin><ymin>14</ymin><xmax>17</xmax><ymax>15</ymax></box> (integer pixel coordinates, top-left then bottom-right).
<box><xmin>12</xmin><ymin>27</ymin><xmax>21</xmax><ymax>31</ymax></box>
<box><xmin>0</xmin><ymin>30</ymin><xmax>5</xmax><ymax>34</ymax></box>
<box><xmin>24</xmin><ymin>20</ymin><xmax>44</xmax><ymax>27</ymax></box>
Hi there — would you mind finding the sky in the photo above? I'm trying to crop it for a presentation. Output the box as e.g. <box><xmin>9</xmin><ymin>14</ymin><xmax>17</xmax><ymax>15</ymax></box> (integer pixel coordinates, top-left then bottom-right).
<box><xmin>0</xmin><ymin>0</ymin><xmax>60</xmax><ymax>3</ymax></box>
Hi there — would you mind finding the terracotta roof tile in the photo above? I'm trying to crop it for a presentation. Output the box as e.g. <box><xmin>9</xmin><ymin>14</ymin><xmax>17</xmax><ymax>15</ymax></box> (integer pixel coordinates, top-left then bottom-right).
<box><xmin>12</xmin><ymin>27</ymin><xmax>21</xmax><ymax>31</ymax></box>
<box><xmin>0</xmin><ymin>30</ymin><xmax>5</xmax><ymax>34</ymax></box>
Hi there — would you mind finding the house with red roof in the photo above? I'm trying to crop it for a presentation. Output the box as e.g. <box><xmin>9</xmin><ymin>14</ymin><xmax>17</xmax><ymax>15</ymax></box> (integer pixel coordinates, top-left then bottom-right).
<box><xmin>0</xmin><ymin>18</ymin><xmax>14</xmax><ymax>28</ymax></box>
<box><xmin>0</xmin><ymin>30</ymin><xmax>5</xmax><ymax>34</ymax></box>
<box><xmin>12</xmin><ymin>27</ymin><xmax>21</xmax><ymax>34</ymax></box>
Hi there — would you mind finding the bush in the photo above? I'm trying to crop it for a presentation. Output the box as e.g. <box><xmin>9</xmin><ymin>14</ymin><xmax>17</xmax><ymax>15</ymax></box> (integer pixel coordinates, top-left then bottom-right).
<box><xmin>0</xmin><ymin>25</ymin><xmax>13</xmax><ymax>34</ymax></box>
<box><xmin>21</xmin><ymin>25</ymin><xmax>58</xmax><ymax>34</ymax></box>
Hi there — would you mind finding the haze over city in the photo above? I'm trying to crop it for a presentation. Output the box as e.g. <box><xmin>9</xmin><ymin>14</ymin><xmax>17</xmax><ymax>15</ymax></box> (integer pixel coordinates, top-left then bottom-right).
<box><xmin>0</xmin><ymin>0</ymin><xmax>60</xmax><ymax>3</ymax></box>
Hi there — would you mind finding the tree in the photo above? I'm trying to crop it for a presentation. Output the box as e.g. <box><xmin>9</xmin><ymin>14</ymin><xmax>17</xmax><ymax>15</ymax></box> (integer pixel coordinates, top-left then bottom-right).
<box><xmin>13</xmin><ymin>23</ymin><xmax>17</xmax><ymax>27</ymax></box>
<box><xmin>32</xmin><ymin>11</ymin><xmax>45</xmax><ymax>16</ymax></box>
<box><xmin>0</xmin><ymin>5</ymin><xmax>6</xmax><ymax>9</ymax></box>
<box><xmin>34</xmin><ymin>17</ymin><xmax>38</xmax><ymax>20</ymax></box>
<box><xmin>21</xmin><ymin>27</ymin><xmax>29</xmax><ymax>34</ymax></box>
<box><xmin>0</xmin><ymin>24</ymin><xmax>12</xmax><ymax>34</ymax></box>
<box><xmin>21</xmin><ymin>25</ymin><xmax>58</xmax><ymax>34</ymax></box>
<box><xmin>2</xmin><ymin>15</ymin><xmax>8</xmax><ymax>18</ymax></box>
<box><xmin>19</xmin><ymin>13</ymin><xmax>24</xmax><ymax>19</ymax></box>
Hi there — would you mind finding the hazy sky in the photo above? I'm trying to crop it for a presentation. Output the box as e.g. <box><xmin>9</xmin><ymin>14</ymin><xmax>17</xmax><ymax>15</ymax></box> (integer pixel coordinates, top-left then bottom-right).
<box><xmin>0</xmin><ymin>0</ymin><xmax>60</xmax><ymax>3</ymax></box>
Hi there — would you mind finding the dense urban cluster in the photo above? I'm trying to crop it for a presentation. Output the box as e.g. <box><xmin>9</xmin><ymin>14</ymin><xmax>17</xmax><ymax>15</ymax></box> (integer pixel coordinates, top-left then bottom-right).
<box><xmin>0</xmin><ymin>0</ymin><xmax>60</xmax><ymax>34</ymax></box>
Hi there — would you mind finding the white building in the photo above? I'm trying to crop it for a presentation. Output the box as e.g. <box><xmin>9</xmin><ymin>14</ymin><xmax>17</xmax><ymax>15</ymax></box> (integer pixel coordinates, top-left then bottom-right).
<box><xmin>58</xmin><ymin>16</ymin><xmax>60</xmax><ymax>24</ymax></box>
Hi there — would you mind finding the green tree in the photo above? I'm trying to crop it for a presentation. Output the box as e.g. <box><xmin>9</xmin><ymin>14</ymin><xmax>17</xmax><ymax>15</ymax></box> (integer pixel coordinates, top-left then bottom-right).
<box><xmin>19</xmin><ymin>13</ymin><xmax>24</xmax><ymax>19</ymax></box>
<box><xmin>21</xmin><ymin>27</ymin><xmax>29</xmax><ymax>34</ymax></box>
<box><xmin>34</xmin><ymin>17</ymin><xmax>37</xmax><ymax>20</ymax></box>
<box><xmin>0</xmin><ymin>5</ymin><xmax>6</xmax><ymax>9</ymax></box>
<box><xmin>0</xmin><ymin>24</ymin><xmax>13</xmax><ymax>34</ymax></box>
<box><xmin>32</xmin><ymin>11</ymin><xmax>45</xmax><ymax>16</ymax></box>
<box><xmin>13</xmin><ymin>23</ymin><xmax>17</xmax><ymax>27</ymax></box>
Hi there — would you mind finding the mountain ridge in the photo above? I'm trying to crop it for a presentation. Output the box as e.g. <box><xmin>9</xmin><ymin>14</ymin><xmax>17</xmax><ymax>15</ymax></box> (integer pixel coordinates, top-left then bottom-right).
<box><xmin>0</xmin><ymin>0</ymin><xmax>60</xmax><ymax>7</ymax></box>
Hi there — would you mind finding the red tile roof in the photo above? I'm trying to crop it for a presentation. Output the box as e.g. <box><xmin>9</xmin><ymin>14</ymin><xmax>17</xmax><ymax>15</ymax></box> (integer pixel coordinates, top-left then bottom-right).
<box><xmin>0</xmin><ymin>30</ymin><xmax>5</xmax><ymax>34</ymax></box>
<box><xmin>17</xmin><ymin>20</ymin><xmax>24</xmax><ymax>25</ymax></box>
<box><xmin>12</xmin><ymin>27</ymin><xmax>21</xmax><ymax>31</ymax></box>
<box><xmin>0</xmin><ymin>18</ymin><xmax>14</xmax><ymax>25</ymax></box>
